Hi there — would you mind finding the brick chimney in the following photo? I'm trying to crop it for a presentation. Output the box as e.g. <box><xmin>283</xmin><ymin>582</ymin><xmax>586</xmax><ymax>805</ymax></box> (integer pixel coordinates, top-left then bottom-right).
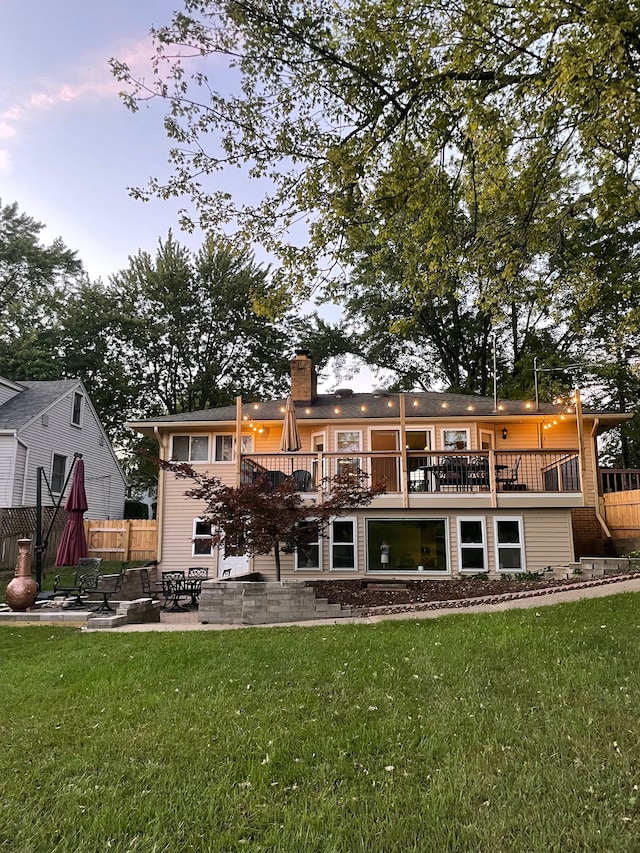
<box><xmin>290</xmin><ymin>349</ymin><xmax>317</xmax><ymax>402</ymax></box>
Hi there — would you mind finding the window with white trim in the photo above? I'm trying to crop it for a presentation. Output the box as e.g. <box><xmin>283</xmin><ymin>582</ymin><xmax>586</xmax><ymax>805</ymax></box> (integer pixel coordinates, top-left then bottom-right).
<box><xmin>193</xmin><ymin>519</ymin><xmax>213</xmax><ymax>556</ymax></box>
<box><xmin>172</xmin><ymin>435</ymin><xmax>209</xmax><ymax>462</ymax></box>
<box><xmin>295</xmin><ymin>520</ymin><xmax>321</xmax><ymax>571</ymax></box>
<box><xmin>335</xmin><ymin>431</ymin><xmax>362</xmax><ymax>480</ymax></box>
<box><xmin>494</xmin><ymin>517</ymin><xmax>525</xmax><ymax>572</ymax></box>
<box><xmin>330</xmin><ymin>517</ymin><xmax>357</xmax><ymax>570</ymax></box>
<box><xmin>457</xmin><ymin>517</ymin><xmax>487</xmax><ymax>572</ymax></box>
<box><xmin>442</xmin><ymin>428</ymin><xmax>470</xmax><ymax>450</ymax></box>
<box><xmin>71</xmin><ymin>392</ymin><xmax>83</xmax><ymax>427</ymax></box>
<box><xmin>366</xmin><ymin>518</ymin><xmax>448</xmax><ymax>572</ymax></box>
<box><xmin>51</xmin><ymin>454</ymin><xmax>67</xmax><ymax>494</ymax></box>
<box><xmin>214</xmin><ymin>434</ymin><xmax>253</xmax><ymax>462</ymax></box>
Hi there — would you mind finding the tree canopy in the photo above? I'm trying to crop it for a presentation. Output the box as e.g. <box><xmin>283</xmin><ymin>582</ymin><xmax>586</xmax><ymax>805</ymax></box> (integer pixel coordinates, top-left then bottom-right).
<box><xmin>111</xmin><ymin>0</ymin><xmax>640</xmax><ymax>410</ymax></box>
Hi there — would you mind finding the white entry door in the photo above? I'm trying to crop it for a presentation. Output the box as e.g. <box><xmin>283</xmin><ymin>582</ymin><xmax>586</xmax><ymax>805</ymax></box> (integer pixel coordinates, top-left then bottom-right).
<box><xmin>217</xmin><ymin>549</ymin><xmax>250</xmax><ymax>578</ymax></box>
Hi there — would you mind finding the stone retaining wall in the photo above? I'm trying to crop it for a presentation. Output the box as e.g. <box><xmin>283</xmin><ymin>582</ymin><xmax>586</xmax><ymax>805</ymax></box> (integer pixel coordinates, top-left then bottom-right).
<box><xmin>198</xmin><ymin>580</ymin><xmax>352</xmax><ymax>625</ymax></box>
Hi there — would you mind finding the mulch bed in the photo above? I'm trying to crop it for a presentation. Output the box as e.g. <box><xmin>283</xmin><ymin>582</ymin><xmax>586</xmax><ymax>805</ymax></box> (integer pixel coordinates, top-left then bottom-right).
<box><xmin>306</xmin><ymin>575</ymin><xmax>620</xmax><ymax>610</ymax></box>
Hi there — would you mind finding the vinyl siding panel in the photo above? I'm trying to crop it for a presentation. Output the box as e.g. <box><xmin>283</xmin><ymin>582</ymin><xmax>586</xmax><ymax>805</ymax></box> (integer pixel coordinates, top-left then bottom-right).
<box><xmin>12</xmin><ymin>441</ymin><xmax>27</xmax><ymax>505</ymax></box>
<box><xmin>158</xmin><ymin>468</ymin><xmax>218</xmax><ymax>573</ymax></box>
<box><xmin>274</xmin><ymin>507</ymin><xmax>575</xmax><ymax>580</ymax></box>
<box><xmin>0</xmin><ymin>381</ymin><xmax>20</xmax><ymax>407</ymax></box>
<box><xmin>19</xmin><ymin>387</ymin><xmax>125</xmax><ymax>518</ymax></box>
<box><xmin>0</xmin><ymin>435</ymin><xmax>16</xmax><ymax>506</ymax></box>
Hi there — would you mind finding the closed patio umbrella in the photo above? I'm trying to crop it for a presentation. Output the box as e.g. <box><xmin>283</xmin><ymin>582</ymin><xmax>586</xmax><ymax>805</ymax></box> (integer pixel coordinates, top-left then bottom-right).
<box><xmin>55</xmin><ymin>458</ymin><xmax>89</xmax><ymax>566</ymax></box>
<box><xmin>280</xmin><ymin>395</ymin><xmax>301</xmax><ymax>453</ymax></box>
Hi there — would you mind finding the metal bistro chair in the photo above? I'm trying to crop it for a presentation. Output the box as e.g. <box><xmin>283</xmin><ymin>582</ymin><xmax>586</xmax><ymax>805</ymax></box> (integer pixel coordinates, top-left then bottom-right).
<box><xmin>161</xmin><ymin>570</ymin><xmax>187</xmax><ymax>612</ymax></box>
<box><xmin>54</xmin><ymin>558</ymin><xmax>102</xmax><ymax>609</ymax></box>
<box><xmin>186</xmin><ymin>566</ymin><xmax>209</xmax><ymax>606</ymax></box>
<box><xmin>90</xmin><ymin>562</ymin><xmax>129</xmax><ymax>613</ymax></box>
<box><xmin>496</xmin><ymin>456</ymin><xmax>522</xmax><ymax>490</ymax></box>
<box><xmin>139</xmin><ymin>566</ymin><xmax>160</xmax><ymax>601</ymax></box>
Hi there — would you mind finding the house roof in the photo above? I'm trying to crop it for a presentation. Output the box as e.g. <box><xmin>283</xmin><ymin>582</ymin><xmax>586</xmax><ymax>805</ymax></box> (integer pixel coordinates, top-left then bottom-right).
<box><xmin>0</xmin><ymin>380</ymin><xmax>80</xmax><ymax>431</ymax></box>
<box><xmin>127</xmin><ymin>389</ymin><xmax>632</xmax><ymax>432</ymax></box>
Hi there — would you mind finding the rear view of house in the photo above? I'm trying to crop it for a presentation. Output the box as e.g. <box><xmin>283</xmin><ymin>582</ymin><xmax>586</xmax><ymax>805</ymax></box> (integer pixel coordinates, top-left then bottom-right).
<box><xmin>129</xmin><ymin>352</ymin><xmax>631</xmax><ymax>580</ymax></box>
<box><xmin>0</xmin><ymin>377</ymin><xmax>126</xmax><ymax>519</ymax></box>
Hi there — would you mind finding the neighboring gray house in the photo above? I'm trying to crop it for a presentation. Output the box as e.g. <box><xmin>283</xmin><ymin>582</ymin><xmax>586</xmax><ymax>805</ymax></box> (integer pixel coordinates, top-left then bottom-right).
<box><xmin>0</xmin><ymin>377</ymin><xmax>126</xmax><ymax>519</ymax></box>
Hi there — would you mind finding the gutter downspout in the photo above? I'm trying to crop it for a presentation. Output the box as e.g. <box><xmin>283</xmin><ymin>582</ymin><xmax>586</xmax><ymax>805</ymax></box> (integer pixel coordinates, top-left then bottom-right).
<box><xmin>590</xmin><ymin>418</ymin><xmax>612</xmax><ymax>539</ymax></box>
<box><xmin>154</xmin><ymin>426</ymin><xmax>165</xmax><ymax>564</ymax></box>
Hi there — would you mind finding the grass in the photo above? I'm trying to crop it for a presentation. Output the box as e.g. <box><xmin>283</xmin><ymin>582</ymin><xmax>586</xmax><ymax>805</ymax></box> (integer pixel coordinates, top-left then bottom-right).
<box><xmin>1</xmin><ymin>595</ymin><xmax>639</xmax><ymax>852</ymax></box>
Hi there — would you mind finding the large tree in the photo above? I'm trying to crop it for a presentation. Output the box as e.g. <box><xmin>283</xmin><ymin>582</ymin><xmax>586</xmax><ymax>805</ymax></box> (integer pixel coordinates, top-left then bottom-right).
<box><xmin>112</xmin><ymin>1</ymin><xmax>640</xmax><ymax>331</ymax></box>
<box><xmin>0</xmin><ymin>200</ymin><xmax>81</xmax><ymax>313</ymax></box>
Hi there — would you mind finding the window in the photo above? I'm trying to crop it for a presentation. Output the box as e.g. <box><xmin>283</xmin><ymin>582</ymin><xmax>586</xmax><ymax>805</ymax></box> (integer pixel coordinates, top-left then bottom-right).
<box><xmin>367</xmin><ymin>519</ymin><xmax>448</xmax><ymax>572</ymax></box>
<box><xmin>494</xmin><ymin>517</ymin><xmax>525</xmax><ymax>572</ymax></box>
<box><xmin>457</xmin><ymin>518</ymin><xmax>487</xmax><ymax>572</ymax></box>
<box><xmin>330</xmin><ymin>518</ymin><xmax>356</xmax><ymax>570</ymax></box>
<box><xmin>336</xmin><ymin>431</ymin><xmax>362</xmax><ymax>481</ymax></box>
<box><xmin>71</xmin><ymin>392</ymin><xmax>83</xmax><ymax>426</ymax></box>
<box><xmin>193</xmin><ymin>519</ymin><xmax>213</xmax><ymax>556</ymax></box>
<box><xmin>406</xmin><ymin>430</ymin><xmax>433</xmax><ymax>451</ymax></box>
<box><xmin>51</xmin><ymin>454</ymin><xmax>67</xmax><ymax>494</ymax></box>
<box><xmin>295</xmin><ymin>521</ymin><xmax>321</xmax><ymax>571</ymax></box>
<box><xmin>172</xmin><ymin>435</ymin><xmax>209</xmax><ymax>462</ymax></box>
<box><xmin>407</xmin><ymin>430</ymin><xmax>435</xmax><ymax>491</ymax></box>
<box><xmin>214</xmin><ymin>434</ymin><xmax>253</xmax><ymax>462</ymax></box>
<box><xmin>442</xmin><ymin>429</ymin><xmax>469</xmax><ymax>450</ymax></box>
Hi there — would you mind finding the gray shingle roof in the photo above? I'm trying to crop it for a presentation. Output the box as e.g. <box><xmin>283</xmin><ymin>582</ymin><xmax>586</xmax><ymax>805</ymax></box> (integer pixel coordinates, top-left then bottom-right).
<box><xmin>128</xmin><ymin>389</ymin><xmax>608</xmax><ymax>427</ymax></box>
<box><xmin>0</xmin><ymin>380</ymin><xmax>79</xmax><ymax>431</ymax></box>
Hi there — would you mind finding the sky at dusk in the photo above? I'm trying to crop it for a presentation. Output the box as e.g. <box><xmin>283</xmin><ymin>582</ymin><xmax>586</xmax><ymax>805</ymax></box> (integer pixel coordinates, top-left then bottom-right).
<box><xmin>0</xmin><ymin>0</ymin><xmax>212</xmax><ymax>280</ymax></box>
<box><xmin>0</xmin><ymin>0</ymin><xmax>378</xmax><ymax>391</ymax></box>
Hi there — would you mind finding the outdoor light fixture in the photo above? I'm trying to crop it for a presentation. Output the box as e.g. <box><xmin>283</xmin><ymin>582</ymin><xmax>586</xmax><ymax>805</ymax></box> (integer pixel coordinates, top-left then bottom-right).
<box><xmin>502</xmin><ymin>427</ymin><xmax>508</xmax><ymax>440</ymax></box>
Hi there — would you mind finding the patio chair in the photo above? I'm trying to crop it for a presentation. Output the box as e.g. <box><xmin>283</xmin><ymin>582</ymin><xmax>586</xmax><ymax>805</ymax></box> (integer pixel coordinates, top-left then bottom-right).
<box><xmin>496</xmin><ymin>457</ymin><xmax>522</xmax><ymax>489</ymax></box>
<box><xmin>139</xmin><ymin>566</ymin><xmax>160</xmax><ymax>601</ymax></box>
<box><xmin>161</xmin><ymin>570</ymin><xmax>187</xmax><ymax>612</ymax></box>
<box><xmin>90</xmin><ymin>562</ymin><xmax>129</xmax><ymax>613</ymax></box>
<box><xmin>292</xmin><ymin>469</ymin><xmax>312</xmax><ymax>492</ymax></box>
<box><xmin>53</xmin><ymin>558</ymin><xmax>103</xmax><ymax>608</ymax></box>
<box><xmin>187</xmin><ymin>567</ymin><xmax>209</xmax><ymax>579</ymax></box>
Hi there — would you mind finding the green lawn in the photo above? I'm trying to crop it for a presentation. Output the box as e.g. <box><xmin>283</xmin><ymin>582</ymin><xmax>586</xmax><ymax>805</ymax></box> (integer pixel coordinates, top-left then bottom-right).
<box><xmin>1</xmin><ymin>595</ymin><xmax>639</xmax><ymax>852</ymax></box>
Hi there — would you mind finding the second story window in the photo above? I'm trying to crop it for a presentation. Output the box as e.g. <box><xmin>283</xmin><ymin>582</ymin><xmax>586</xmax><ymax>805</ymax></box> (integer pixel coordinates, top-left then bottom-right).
<box><xmin>51</xmin><ymin>454</ymin><xmax>67</xmax><ymax>494</ymax></box>
<box><xmin>214</xmin><ymin>434</ymin><xmax>254</xmax><ymax>462</ymax></box>
<box><xmin>71</xmin><ymin>392</ymin><xmax>83</xmax><ymax>426</ymax></box>
<box><xmin>171</xmin><ymin>435</ymin><xmax>209</xmax><ymax>462</ymax></box>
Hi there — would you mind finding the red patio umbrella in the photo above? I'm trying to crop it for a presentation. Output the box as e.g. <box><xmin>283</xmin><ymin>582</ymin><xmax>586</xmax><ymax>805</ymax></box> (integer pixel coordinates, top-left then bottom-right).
<box><xmin>55</xmin><ymin>458</ymin><xmax>89</xmax><ymax>566</ymax></box>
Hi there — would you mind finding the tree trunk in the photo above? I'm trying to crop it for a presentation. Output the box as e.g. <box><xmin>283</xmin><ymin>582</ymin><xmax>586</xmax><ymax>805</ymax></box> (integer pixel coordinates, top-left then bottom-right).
<box><xmin>274</xmin><ymin>539</ymin><xmax>281</xmax><ymax>582</ymax></box>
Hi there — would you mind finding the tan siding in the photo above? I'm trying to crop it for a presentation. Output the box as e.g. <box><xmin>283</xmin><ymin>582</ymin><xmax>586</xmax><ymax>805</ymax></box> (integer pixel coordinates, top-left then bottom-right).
<box><xmin>280</xmin><ymin>507</ymin><xmax>574</xmax><ymax>580</ymax></box>
<box><xmin>159</xmin><ymin>471</ymin><xmax>215</xmax><ymax>572</ymax></box>
<box><xmin>521</xmin><ymin>509</ymin><xmax>574</xmax><ymax>569</ymax></box>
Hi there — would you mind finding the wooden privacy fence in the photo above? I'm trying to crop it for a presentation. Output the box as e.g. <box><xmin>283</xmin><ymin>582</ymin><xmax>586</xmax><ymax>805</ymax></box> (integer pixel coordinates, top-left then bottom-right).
<box><xmin>84</xmin><ymin>520</ymin><xmax>158</xmax><ymax>563</ymax></box>
<box><xmin>601</xmin><ymin>489</ymin><xmax>640</xmax><ymax>537</ymax></box>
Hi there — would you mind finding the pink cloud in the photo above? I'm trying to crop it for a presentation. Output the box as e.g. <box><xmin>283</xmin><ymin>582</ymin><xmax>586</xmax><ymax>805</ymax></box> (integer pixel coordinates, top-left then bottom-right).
<box><xmin>0</xmin><ymin>36</ymin><xmax>157</xmax><ymax>137</ymax></box>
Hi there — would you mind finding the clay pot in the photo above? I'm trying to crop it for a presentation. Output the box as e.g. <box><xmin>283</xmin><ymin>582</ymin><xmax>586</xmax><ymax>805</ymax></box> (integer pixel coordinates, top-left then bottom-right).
<box><xmin>5</xmin><ymin>539</ymin><xmax>37</xmax><ymax>611</ymax></box>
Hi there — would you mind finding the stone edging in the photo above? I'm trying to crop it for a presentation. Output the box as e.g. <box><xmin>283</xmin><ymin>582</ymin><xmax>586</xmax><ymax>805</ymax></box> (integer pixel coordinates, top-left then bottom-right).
<box><xmin>362</xmin><ymin>573</ymin><xmax>640</xmax><ymax>617</ymax></box>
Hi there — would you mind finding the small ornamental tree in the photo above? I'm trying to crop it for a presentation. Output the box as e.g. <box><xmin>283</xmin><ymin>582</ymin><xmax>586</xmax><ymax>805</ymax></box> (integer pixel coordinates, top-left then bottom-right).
<box><xmin>160</xmin><ymin>461</ymin><xmax>385</xmax><ymax>581</ymax></box>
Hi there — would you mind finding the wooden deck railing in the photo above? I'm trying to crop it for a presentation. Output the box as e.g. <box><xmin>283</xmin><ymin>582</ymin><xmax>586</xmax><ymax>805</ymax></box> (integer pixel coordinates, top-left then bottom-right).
<box><xmin>599</xmin><ymin>469</ymin><xmax>640</xmax><ymax>494</ymax></box>
<box><xmin>241</xmin><ymin>450</ymin><xmax>582</xmax><ymax>496</ymax></box>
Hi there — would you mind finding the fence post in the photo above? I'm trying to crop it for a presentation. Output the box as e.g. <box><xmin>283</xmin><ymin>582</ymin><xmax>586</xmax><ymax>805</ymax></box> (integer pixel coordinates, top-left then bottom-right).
<box><xmin>122</xmin><ymin>520</ymin><xmax>132</xmax><ymax>562</ymax></box>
